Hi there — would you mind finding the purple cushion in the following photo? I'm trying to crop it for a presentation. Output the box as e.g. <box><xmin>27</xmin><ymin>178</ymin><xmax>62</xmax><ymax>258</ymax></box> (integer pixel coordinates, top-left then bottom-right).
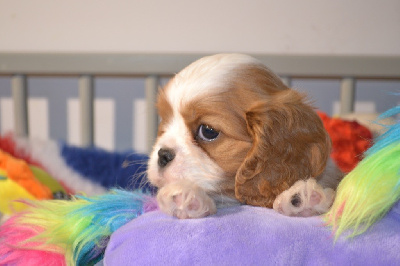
<box><xmin>105</xmin><ymin>203</ymin><xmax>400</xmax><ymax>265</ymax></box>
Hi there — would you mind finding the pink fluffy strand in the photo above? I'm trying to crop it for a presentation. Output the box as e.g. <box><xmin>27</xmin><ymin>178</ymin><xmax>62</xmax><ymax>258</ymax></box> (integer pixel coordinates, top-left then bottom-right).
<box><xmin>0</xmin><ymin>215</ymin><xmax>66</xmax><ymax>266</ymax></box>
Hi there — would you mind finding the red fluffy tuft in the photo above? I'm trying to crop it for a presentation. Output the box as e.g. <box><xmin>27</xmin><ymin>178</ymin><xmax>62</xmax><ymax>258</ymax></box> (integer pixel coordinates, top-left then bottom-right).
<box><xmin>318</xmin><ymin>112</ymin><xmax>373</xmax><ymax>172</ymax></box>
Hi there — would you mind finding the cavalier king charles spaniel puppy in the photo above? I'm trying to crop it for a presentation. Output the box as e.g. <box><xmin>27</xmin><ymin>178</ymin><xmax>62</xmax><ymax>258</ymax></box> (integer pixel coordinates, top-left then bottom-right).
<box><xmin>147</xmin><ymin>54</ymin><xmax>343</xmax><ymax>219</ymax></box>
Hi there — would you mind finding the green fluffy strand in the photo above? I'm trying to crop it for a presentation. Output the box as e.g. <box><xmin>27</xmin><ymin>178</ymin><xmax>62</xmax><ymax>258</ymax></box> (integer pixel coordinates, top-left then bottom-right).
<box><xmin>15</xmin><ymin>189</ymin><xmax>152</xmax><ymax>265</ymax></box>
<box><xmin>326</xmin><ymin>143</ymin><xmax>400</xmax><ymax>239</ymax></box>
<box><xmin>326</xmin><ymin>106</ymin><xmax>400</xmax><ymax>239</ymax></box>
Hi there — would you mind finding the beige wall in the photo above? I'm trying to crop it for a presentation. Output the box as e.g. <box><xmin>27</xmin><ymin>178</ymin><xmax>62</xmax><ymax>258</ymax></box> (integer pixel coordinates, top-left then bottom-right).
<box><xmin>1</xmin><ymin>0</ymin><xmax>399</xmax><ymax>55</ymax></box>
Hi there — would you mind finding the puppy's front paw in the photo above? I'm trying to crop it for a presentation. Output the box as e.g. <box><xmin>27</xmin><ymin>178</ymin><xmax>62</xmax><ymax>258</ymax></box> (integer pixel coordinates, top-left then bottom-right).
<box><xmin>273</xmin><ymin>178</ymin><xmax>335</xmax><ymax>217</ymax></box>
<box><xmin>156</xmin><ymin>182</ymin><xmax>217</xmax><ymax>219</ymax></box>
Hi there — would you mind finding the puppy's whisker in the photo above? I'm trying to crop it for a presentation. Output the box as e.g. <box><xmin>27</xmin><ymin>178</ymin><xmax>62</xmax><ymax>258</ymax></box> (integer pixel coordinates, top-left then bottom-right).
<box><xmin>118</xmin><ymin>157</ymin><xmax>156</xmax><ymax>194</ymax></box>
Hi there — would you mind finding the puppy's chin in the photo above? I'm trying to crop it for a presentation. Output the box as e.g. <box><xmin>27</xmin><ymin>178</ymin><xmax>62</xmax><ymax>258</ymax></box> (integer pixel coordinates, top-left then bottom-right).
<box><xmin>147</xmin><ymin>138</ymin><xmax>236</xmax><ymax>219</ymax></box>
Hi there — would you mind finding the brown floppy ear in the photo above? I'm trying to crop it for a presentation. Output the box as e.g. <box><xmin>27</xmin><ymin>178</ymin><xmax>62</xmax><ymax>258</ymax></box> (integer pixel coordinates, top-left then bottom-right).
<box><xmin>235</xmin><ymin>89</ymin><xmax>331</xmax><ymax>208</ymax></box>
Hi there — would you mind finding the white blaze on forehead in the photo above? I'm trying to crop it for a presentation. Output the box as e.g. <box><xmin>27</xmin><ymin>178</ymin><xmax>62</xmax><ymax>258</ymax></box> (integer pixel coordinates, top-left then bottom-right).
<box><xmin>166</xmin><ymin>53</ymin><xmax>262</xmax><ymax>111</ymax></box>
<box><xmin>162</xmin><ymin>113</ymin><xmax>192</xmax><ymax>153</ymax></box>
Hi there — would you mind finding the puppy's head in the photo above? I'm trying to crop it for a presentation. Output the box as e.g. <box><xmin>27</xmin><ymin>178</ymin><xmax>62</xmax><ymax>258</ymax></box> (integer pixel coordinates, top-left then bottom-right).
<box><xmin>147</xmin><ymin>54</ymin><xmax>331</xmax><ymax>207</ymax></box>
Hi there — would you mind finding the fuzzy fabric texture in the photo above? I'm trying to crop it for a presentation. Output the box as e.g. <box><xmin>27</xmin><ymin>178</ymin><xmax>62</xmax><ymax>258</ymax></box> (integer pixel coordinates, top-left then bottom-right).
<box><xmin>318</xmin><ymin>112</ymin><xmax>373</xmax><ymax>173</ymax></box>
<box><xmin>60</xmin><ymin>143</ymin><xmax>152</xmax><ymax>193</ymax></box>
<box><xmin>0</xmin><ymin>190</ymin><xmax>158</xmax><ymax>265</ymax></box>
<box><xmin>326</xmin><ymin>106</ymin><xmax>400</xmax><ymax>238</ymax></box>
<box><xmin>105</xmin><ymin>203</ymin><xmax>400</xmax><ymax>265</ymax></box>
<box><xmin>0</xmin><ymin>149</ymin><xmax>52</xmax><ymax>199</ymax></box>
<box><xmin>0</xmin><ymin>134</ymin><xmax>105</xmax><ymax>195</ymax></box>
<box><xmin>0</xmin><ymin>169</ymin><xmax>36</xmax><ymax>214</ymax></box>
<box><xmin>0</xmin><ymin>215</ymin><xmax>65</xmax><ymax>266</ymax></box>
<box><xmin>0</xmin><ymin>133</ymin><xmax>153</xmax><ymax>196</ymax></box>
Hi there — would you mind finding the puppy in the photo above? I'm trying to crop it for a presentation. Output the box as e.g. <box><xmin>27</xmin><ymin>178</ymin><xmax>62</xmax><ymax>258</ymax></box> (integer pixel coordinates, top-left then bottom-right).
<box><xmin>147</xmin><ymin>54</ymin><xmax>343</xmax><ymax>219</ymax></box>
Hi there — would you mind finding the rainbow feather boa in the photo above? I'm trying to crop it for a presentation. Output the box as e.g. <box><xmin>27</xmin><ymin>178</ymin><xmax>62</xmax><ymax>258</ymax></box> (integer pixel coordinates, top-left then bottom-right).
<box><xmin>326</xmin><ymin>106</ymin><xmax>400</xmax><ymax>239</ymax></box>
<box><xmin>0</xmin><ymin>189</ymin><xmax>157</xmax><ymax>265</ymax></box>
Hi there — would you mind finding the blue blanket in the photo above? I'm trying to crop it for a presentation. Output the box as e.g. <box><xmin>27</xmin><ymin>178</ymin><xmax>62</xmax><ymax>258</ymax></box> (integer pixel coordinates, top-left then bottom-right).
<box><xmin>104</xmin><ymin>202</ymin><xmax>400</xmax><ymax>265</ymax></box>
<box><xmin>60</xmin><ymin>143</ymin><xmax>153</xmax><ymax>192</ymax></box>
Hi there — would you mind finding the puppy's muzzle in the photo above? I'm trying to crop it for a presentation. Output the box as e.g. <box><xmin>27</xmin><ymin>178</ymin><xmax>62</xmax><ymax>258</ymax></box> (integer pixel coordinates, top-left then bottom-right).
<box><xmin>158</xmin><ymin>148</ymin><xmax>175</xmax><ymax>168</ymax></box>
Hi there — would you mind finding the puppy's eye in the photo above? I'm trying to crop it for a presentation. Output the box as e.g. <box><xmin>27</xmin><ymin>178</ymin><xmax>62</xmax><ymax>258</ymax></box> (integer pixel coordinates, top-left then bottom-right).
<box><xmin>197</xmin><ymin>124</ymin><xmax>220</xmax><ymax>142</ymax></box>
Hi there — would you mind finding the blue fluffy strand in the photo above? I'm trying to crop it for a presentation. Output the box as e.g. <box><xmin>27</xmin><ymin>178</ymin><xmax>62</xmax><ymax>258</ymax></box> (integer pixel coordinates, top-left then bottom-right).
<box><xmin>367</xmin><ymin>106</ymin><xmax>400</xmax><ymax>157</ymax></box>
<box><xmin>70</xmin><ymin>189</ymin><xmax>156</xmax><ymax>265</ymax></box>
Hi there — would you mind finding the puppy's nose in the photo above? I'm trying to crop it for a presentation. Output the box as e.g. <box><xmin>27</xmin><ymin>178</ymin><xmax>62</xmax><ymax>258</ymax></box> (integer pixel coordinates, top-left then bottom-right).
<box><xmin>158</xmin><ymin>148</ymin><xmax>175</xmax><ymax>168</ymax></box>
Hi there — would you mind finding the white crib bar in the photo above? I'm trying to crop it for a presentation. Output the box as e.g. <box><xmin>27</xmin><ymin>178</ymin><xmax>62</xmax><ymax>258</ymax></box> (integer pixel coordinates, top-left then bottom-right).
<box><xmin>145</xmin><ymin>75</ymin><xmax>160</xmax><ymax>152</ymax></box>
<box><xmin>340</xmin><ymin>77</ymin><xmax>356</xmax><ymax>114</ymax></box>
<box><xmin>11</xmin><ymin>75</ymin><xmax>29</xmax><ymax>137</ymax></box>
<box><xmin>79</xmin><ymin>75</ymin><xmax>94</xmax><ymax>147</ymax></box>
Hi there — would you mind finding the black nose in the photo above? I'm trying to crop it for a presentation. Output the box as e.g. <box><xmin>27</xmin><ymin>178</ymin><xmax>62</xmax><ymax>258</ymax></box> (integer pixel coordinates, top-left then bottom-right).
<box><xmin>158</xmin><ymin>148</ymin><xmax>175</xmax><ymax>168</ymax></box>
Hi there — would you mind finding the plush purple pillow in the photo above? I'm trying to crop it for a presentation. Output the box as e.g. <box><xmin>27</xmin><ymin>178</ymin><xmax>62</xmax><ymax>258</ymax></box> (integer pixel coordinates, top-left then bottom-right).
<box><xmin>105</xmin><ymin>203</ymin><xmax>400</xmax><ymax>265</ymax></box>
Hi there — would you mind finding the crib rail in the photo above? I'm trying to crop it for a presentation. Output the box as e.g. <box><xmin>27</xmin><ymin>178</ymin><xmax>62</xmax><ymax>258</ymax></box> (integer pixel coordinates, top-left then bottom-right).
<box><xmin>1</xmin><ymin>53</ymin><xmax>400</xmax><ymax>151</ymax></box>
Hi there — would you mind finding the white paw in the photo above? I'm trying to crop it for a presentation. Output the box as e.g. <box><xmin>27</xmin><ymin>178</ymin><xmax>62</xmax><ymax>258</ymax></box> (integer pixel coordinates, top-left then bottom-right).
<box><xmin>156</xmin><ymin>182</ymin><xmax>217</xmax><ymax>219</ymax></box>
<box><xmin>273</xmin><ymin>178</ymin><xmax>335</xmax><ymax>217</ymax></box>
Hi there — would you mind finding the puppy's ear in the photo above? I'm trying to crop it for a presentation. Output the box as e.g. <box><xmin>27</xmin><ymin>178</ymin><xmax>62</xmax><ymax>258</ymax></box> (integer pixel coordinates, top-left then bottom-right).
<box><xmin>235</xmin><ymin>89</ymin><xmax>331</xmax><ymax>208</ymax></box>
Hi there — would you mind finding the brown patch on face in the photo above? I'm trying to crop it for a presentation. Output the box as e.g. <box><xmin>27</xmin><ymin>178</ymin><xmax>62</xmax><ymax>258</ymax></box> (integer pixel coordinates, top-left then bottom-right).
<box><xmin>180</xmin><ymin>95</ymin><xmax>252</xmax><ymax>175</ymax></box>
<box><xmin>156</xmin><ymin>83</ymin><xmax>174</xmax><ymax>137</ymax></box>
